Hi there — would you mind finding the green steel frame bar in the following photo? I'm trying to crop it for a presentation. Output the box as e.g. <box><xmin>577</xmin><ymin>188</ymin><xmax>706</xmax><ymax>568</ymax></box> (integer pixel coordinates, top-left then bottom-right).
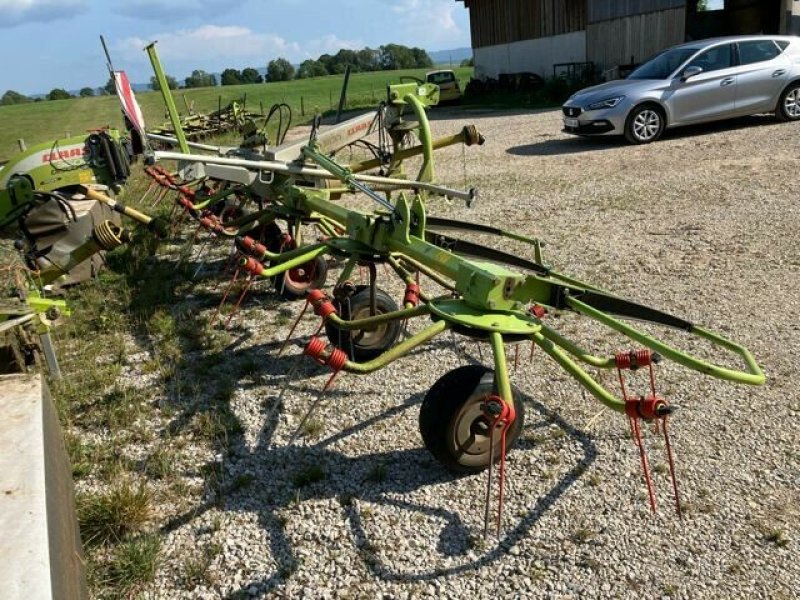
<box><xmin>146</xmin><ymin>43</ymin><xmax>189</xmax><ymax>155</ymax></box>
<box><xmin>489</xmin><ymin>332</ymin><xmax>513</xmax><ymax>408</ymax></box>
<box><xmin>410</xmin><ymin>94</ymin><xmax>434</xmax><ymax>183</ymax></box>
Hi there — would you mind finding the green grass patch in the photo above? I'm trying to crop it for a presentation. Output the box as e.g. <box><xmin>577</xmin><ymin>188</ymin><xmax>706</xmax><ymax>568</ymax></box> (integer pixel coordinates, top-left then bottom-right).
<box><xmin>77</xmin><ymin>480</ymin><xmax>151</xmax><ymax>547</ymax></box>
<box><xmin>105</xmin><ymin>533</ymin><xmax>161</xmax><ymax>593</ymax></box>
<box><xmin>0</xmin><ymin>66</ymin><xmax>472</xmax><ymax>160</ymax></box>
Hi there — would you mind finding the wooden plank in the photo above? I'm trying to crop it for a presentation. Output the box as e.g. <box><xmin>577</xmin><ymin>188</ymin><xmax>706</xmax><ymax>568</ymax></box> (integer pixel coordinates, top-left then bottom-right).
<box><xmin>588</xmin><ymin>0</ymin><xmax>686</xmax><ymax>24</ymax></box>
<box><xmin>587</xmin><ymin>8</ymin><xmax>687</xmax><ymax>73</ymax></box>
<box><xmin>465</xmin><ymin>0</ymin><xmax>589</xmax><ymax>47</ymax></box>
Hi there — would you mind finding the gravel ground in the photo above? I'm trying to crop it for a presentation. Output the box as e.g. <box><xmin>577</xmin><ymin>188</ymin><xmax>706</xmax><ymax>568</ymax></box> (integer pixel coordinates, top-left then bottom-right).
<box><xmin>141</xmin><ymin>108</ymin><xmax>799</xmax><ymax>599</ymax></box>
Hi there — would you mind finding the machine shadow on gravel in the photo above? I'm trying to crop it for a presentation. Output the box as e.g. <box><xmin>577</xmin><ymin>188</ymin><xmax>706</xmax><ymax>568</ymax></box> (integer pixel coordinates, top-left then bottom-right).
<box><xmin>218</xmin><ymin>375</ymin><xmax>596</xmax><ymax>595</ymax></box>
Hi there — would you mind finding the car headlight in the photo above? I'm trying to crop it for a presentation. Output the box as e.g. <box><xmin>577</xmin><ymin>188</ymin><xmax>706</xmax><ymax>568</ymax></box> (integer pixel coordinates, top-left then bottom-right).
<box><xmin>587</xmin><ymin>96</ymin><xmax>625</xmax><ymax>110</ymax></box>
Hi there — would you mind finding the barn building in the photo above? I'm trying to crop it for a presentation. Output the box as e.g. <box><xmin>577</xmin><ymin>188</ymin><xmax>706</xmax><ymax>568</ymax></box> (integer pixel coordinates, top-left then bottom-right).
<box><xmin>458</xmin><ymin>0</ymin><xmax>800</xmax><ymax>80</ymax></box>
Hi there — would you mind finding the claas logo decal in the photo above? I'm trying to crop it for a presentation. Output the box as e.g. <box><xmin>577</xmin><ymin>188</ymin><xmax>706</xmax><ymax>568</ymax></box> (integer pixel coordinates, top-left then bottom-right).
<box><xmin>346</xmin><ymin>122</ymin><xmax>369</xmax><ymax>136</ymax></box>
<box><xmin>41</xmin><ymin>146</ymin><xmax>88</xmax><ymax>163</ymax></box>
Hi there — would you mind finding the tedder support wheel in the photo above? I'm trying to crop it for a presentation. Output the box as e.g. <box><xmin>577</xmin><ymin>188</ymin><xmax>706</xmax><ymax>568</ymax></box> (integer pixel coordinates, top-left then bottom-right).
<box><xmin>419</xmin><ymin>365</ymin><xmax>525</xmax><ymax>474</ymax></box>
<box><xmin>264</xmin><ymin>223</ymin><xmax>328</xmax><ymax>301</ymax></box>
<box><xmin>324</xmin><ymin>285</ymin><xmax>401</xmax><ymax>362</ymax></box>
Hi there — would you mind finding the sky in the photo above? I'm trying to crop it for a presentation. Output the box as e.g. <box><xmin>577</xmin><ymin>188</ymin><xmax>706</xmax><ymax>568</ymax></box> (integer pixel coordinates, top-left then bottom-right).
<box><xmin>0</xmin><ymin>0</ymin><xmax>471</xmax><ymax>95</ymax></box>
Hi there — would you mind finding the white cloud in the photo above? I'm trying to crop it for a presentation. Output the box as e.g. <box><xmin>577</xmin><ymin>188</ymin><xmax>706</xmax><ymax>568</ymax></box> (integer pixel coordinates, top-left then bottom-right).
<box><xmin>116</xmin><ymin>25</ymin><xmax>361</xmax><ymax>67</ymax></box>
<box><xmin>389</xmin><ymin>0</ymin><xmax>463</xmax><ymax>46</ymax></box>
<box><xmin>0</xmin><ymin>0</ymin><xmax>87</xmax><ymax>28</ymax></box>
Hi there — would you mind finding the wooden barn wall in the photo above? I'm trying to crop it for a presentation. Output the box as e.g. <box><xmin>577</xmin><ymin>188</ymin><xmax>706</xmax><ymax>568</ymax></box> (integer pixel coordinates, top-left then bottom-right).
<box><xmin>587</xmin><ymin>7</ymin><xmax>686</xmax><ymax>72</ymax></box>
<box><xmin>464</xmin><ymin>0</ymin><xmax>587</xmax><ymax>48</ymax></box>
<box><xmin>587</xmin><ymin>0</ymin><xmax>686</xmax><ymax>23</ymax></box>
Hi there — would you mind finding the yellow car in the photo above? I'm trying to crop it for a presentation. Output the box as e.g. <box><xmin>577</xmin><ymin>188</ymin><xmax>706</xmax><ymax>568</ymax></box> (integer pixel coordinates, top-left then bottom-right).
<box><xmin>425</xmin><ymin>70</ymin><xmax>462</xmax><ymax>104</ymax></box>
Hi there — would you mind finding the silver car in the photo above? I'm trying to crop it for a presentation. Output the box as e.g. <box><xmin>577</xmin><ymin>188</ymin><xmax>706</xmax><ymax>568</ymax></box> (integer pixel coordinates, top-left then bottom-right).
<box><xmin>562</xmin><ymin>35</ymin><xmax>800</xmax><ymax>144</ymax></box>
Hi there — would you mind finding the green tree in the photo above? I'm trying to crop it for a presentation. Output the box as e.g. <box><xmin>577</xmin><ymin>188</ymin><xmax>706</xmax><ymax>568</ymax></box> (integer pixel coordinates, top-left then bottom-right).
<box><xmin>267</xmin><ymin>58</ymin><xmax>295</xmax><ymax>82</ymax></box>
<box><xmin>331</xmin><ymin>49</ymin><xmax>360</xmax><ymax>73</ymax></box>
<box><xmin>47</xmin><ymin>88</ymin><xmax>72</xmax><ymax>100</ymax></box>
<box><xmin>411</xmin><ymin>47</ymin><xmax>433</xmax><ymax>68</ymax></box>
<box><xmin>378</xmin><ymin>44</ymin><xmax>416</xmax><ymax>70</ymax></box>
<box><xmin>79</xmin><ymin>87</ymin><xmax>94</xmax><ymax>97</ymax></box>
<box><xmin>460</xmin><ymin>57</ymin><xmax>474</xmax><ymax>67</ymax></box>
<box><xmin>318</xmin><ymin>53</ymin><xmax>335</xmax><ymax>75</ymax></box>
<box><xmin>184</xmin><ymin>70</ymin><xmax>217</xmax><ymax>88</ymax></box>
<box><xmin>240</xmin><ymin>67</ymin><xmax>263</xmax><ymax>84</ymax></box>
<box><xmin>149</xmin><ymin>75</ymin><xmax>178</xmax><ymax>91</ymax></box>
<box><xmin>104</xmin><ymin>76</ymin><xmax>116</xmax><ymax>95</ymax></box>
<box><xmin>357</xmin><ymin>48</ymin><xmax>379</xmax><ymax>72</ymax></box>
<box><xmin>0</xmin><ymin>90</ymin><xmax>31</xmax><ymax>105</ymax></box>
<box><xmin>220</xmin><ymin>68</ymin><xmax>242</xmax><ymax>86</ymax></box>
<box><xmin>296</xmin><ymin>59</ymin><xmax>328</xmax><ymax>79</ymax></box>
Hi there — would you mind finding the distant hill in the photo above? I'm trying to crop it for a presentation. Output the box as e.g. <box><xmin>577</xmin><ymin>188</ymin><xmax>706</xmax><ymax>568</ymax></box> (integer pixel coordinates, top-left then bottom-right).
<box><xmin>428</xmin><ymin>47</ymin><xmax>472</xmax><ymax>66</ymax></box>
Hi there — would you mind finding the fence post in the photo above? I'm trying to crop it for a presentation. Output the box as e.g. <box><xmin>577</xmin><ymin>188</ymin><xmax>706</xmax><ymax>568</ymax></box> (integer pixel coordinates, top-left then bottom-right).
<box><xmin>336</xmin><ymin>65</ymin><xmax>352</xmax><ymax>124</ymax></box>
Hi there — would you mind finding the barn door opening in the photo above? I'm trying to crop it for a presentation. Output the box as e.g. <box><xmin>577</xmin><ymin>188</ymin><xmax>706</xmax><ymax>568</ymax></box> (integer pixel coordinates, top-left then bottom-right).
<box><xmin>686</xmin><ymin>0</ymin><xmax>782</xmax><ymax>41</ymax></box>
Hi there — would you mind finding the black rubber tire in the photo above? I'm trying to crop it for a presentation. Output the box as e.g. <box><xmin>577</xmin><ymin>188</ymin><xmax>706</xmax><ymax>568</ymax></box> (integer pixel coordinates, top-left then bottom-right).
<box><xmin>624</xmin><ymin>103</ymin><xmax>666</xmax><ymax>144</ymax></box>
<box><xmin>324</xmin><ymin>285</ymin><xmax>401</xmax><ymax>362</ymax></box>
<box><xmin>776</xmin><ymin>81</ymin><xmax>800</xmax><ymax>122</ymax></box>
<box><xmin>265</xmin><ymin>224</ymin><xmax>328</xmax><ymax>301</ymax></box>
<box><xmin>419</xmin><ymin>365</ymin><xmax>525</xmax><ymax>474</ymax></box>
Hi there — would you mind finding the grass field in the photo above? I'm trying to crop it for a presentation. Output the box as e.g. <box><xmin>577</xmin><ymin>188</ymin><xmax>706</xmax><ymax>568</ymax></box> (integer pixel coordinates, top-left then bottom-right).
<box><xmin>0</xmin><ymin>66</ymin><xmax>472</xmax><ymax>161</ymax></box>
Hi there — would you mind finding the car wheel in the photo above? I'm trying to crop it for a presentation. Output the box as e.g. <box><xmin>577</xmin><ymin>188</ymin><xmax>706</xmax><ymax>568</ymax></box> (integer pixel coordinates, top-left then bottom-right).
<box><xmin>624</xmin><ymin>105</ymin><xmax>665</xmax><ymax>144</ymax></box>
<box><xmin>776</xmin><ymin>82</ymin><xmax>800</xmax><ymax>122</ymax></box>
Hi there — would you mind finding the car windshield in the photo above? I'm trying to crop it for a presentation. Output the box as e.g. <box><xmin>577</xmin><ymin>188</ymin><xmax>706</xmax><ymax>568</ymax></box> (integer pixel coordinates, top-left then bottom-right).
<box><xmin>428</xmin><ymin>72</ymin><xmax>455</xmax><ymax>84</ymax></box>
<box><xmin>628</xmin><ymin>47</ymin><xmax>700</xmax><ymax>80</ymax></box>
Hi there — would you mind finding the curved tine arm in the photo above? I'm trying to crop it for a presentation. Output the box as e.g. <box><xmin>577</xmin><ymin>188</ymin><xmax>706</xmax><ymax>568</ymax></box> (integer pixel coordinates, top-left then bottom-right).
<box><xmin>326</xmin><ymin>304</ymin><xmax>430</xmax><ymax>331</ymax></box>
<box><xmin>214</xmin><ymin>208</ymin><xmax>277</xmax><ymax>234</ymax></box>
<box><xmin>537</xmin><ymin>323</ymin><xmax>617</xmax><ymax>369</ymax></box>
<box><xmin>531</xmin><ymin>332</ymin><xmax>627</xmax><ymax>413</ymax></box>
<box><xmin>566</xmin><ymin>296</ymin><xmax>766</xmax><ymax>386</ymax></box>
<box><xmin>343</xmin><ymin>320</ymin><xmax>449</xmax><ymax>374</ymax></box>
<box><xmin>393</xmin><ymin>254</ymin><xmax>457</xmax><ymax>293</ymax></box>
<box><xmin>190</xmin><ymin>186</ymin><xmax>239</xmax><ymax>211</ymax></box>
<box><xmin>386</xmin><ymin>255</ymin><xmax>431</xmax><ymax>305</ymax></box>
<box><xmin>244</xmin><ymin>244</ymin><xmax>329</xmax><ymax>279</ymax></box>
<box><xmin>316</xmin><ymin>219</ymin><xmax>337</xmax><ymax>237</ymax></box>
